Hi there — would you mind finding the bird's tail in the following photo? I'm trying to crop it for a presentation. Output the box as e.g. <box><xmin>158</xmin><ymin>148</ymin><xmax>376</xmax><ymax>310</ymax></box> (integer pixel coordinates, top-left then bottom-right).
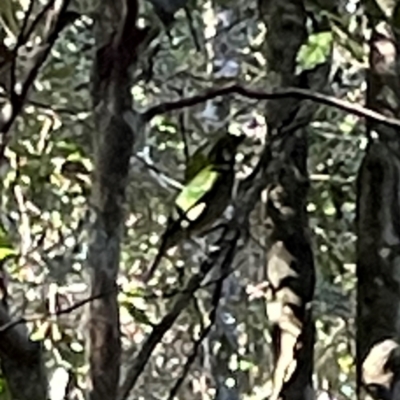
<box><xmin>142</xmin><ymin>218</ymin><xmax>181</xmax><ymax>283</ymax></box>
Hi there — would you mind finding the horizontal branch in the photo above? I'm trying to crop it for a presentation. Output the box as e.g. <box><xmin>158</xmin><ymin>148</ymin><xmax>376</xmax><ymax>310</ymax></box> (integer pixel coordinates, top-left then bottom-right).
<box><xmin>143</xmin><ymin>84</ymin><xmax>400</xmax><ymax>129</ymax></box>
<box><xmin>0</xmin><ymin>287</ymin><xmax>118</xmax><ymax>334</ymax></box>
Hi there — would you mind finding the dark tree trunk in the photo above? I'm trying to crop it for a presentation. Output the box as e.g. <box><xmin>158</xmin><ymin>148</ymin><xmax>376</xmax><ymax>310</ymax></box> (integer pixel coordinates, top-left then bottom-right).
<box><xmin>259</xmin><ymin>1</ymin><xmax>330</xmax><ymax>398</ymax></box>
<box><xmin>356</xmin><ymin>21</ymin><xmax>400</xmax><ymax>400</ymax></box>
<box><xmin>0</xmin><ymin>306</ymin><xmax>47</xmax><ymax>400</ymax></box>
<box><xmin>87</xmin><ymin>1</ymin><xmax>146</xmax><ymax>399</ymax></box>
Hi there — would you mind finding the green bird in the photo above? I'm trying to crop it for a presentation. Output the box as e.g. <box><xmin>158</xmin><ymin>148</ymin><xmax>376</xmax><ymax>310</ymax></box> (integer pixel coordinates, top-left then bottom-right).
<box><xmin>143</xmin><ymin>133</ymin><xmax>245</xmax><ymax>282</ymax></box>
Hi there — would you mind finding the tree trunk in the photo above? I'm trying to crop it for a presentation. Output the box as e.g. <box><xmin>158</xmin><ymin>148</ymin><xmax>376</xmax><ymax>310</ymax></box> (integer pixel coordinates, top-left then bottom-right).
<box><xmin>0</xmin><ymin>304</ymin><xmax>47</xmax><ymax>400</ymax></box>
<box><xmin>86</xmin><ymin>1</ymin><xmax>145</xmax><ymax>399</ymax></box>
<box><xmin>356</xmin><ymin>21</ymin><xmax>400</xmax><ymax>400</ymax></box>
<box><xmin>259</xmin><ymin>1</ymin><xmax>329</xmax><ymax>398</ymax></box>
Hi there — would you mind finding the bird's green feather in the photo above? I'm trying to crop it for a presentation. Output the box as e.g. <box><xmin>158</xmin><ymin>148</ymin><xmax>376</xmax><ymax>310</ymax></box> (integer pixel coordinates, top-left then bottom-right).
<box><xmin>175</xmin><ymin>164</ymin><xmax>219</xmax><ymax>213</ymax></box>
<box><xmin>184</xmin><ymin>150</ymin><xmax>209</xmax><ymax>183</ymax></box>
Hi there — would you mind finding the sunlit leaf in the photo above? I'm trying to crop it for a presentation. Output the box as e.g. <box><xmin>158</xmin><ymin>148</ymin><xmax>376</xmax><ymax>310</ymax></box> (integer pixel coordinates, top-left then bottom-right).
<box><xmin>297</xmin><ymin>31</ymin><xmax>333</xmax><ymax>69</ymax></box>
<box><xmin>31</xmin><ymin>321</ymin><xmax>50</xmax><ymax>341</ymax></box>
<box><xmin>238</xmin><ymin>359</ymin><xmax>255</xmax><ymax>371</ymax></box>
<box><xmin>0</xmin><ymin>247</ymin><xmax>16</xmax><ymax>260</ymax></box>
<box><xmin>338</xmin><ymin>353</ymin><xmax>353</xmax><ymax>374</ymax></box>
<box><xmin>0</xmin><ymin>224</ymin><xmax>15</xmax><ymax>261</ymax></box>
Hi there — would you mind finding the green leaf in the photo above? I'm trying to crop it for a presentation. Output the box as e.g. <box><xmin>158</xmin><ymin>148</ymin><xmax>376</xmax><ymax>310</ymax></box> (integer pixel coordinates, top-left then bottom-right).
<box><xmin>31</xmin><ymin>322</ymin><xmax>50</xmax><ymax>341</ymax></box>
<box><xmin>0</xmin><ymin>224</ymin><xmax>15</xmax><ymax>261</ymax></box>
<box><xmin>238</xmin><ymin>359</ymin><xmax>255</xmax><ymax>371</ymax></box>
<box><xmin>175</xmin><ymin>165</ymin><xmax>219</xmax><ymax>213</ymax></box>
<box><xmin>0</xmin><ymin>236</ymin><xmax>10</xmax><ymax>248</ymax></box>
<box><xmin>297</xmin><ymin>31</ymin><xmax>333</xmax><ymax>69</ymax></box>
<box><xmin>0</xmin><ymin>248</ymin><xmax>16</xmax><ymax>261</ymax></box>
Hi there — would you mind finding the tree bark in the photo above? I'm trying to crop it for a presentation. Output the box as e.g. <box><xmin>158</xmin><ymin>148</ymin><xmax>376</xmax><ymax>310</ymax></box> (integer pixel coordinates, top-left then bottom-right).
<box><xmin>87</xmin><ymin>1</ymin><xmax>146</xmax><ymax>399</ymax></box>
<box><xmin>356</xmin><ymin>21</ymin><xmax>400</xmax><ymax>400</ymax></box>
<box><xmin>259</xmin><ymin>1</ymin><xmax>329</xmax><ymax>398</ymax></box>
<box><xmin>0</xmin><ymin>304</ymin><xmax>47</xmax><ymax>400</ymax></box>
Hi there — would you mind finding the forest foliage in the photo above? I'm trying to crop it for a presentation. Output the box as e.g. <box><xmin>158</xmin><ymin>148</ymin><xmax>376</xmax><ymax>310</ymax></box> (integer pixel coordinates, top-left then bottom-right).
<box><xmin>0</xmin><ymin>0</ymin><xmax>392</xmax><ymax>399</ymax></box>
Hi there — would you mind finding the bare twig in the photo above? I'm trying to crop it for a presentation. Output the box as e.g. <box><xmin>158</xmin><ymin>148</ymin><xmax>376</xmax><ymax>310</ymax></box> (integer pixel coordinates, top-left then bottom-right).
<box><xmin>0</xmin><ymin>0</ymin><xmax>71</xmax><ymax>151</ymax></box>
<box><xmin>10</xmin><ymin>0</ymin><xmax>37</xmax><ymax>98</ymax></box>
<box><xmin>143</xmin><ymin>84</ymin><xmax>400</xmax><ymax>129</ymax></box>
<box><xmin>118</xmin><ymin>229</ymin><xmax>240</xmax><ymax>400</ymax></box>
<box><xmin>179</xmin><ymin>109</ymin><xmax>189</xmax><ymax>163</ymax></box>
<box><xmin>141</xmin><ymin>257</ymin><xmax>242</xmax><ymax>300</ymax></box>
<box><xmin>21</xmin><ymin>0</ymin><xmax>56</xmax><ymax>45</ymax></box>
<box><xmin>0</xmin><ymin>286</ymin><xmax>118</xmax><ymax>334</ymax></box>
<box><xmin>18</xmin><ymin>0</ymin><xmax>37</xmax><ymax>41</ymax></box>
<box><xmin>0</xmin><ymin>92</ymin><xmax>88</xmax><ymax>116</ymax></box>
<box><xmin>166</xmin><ymin>270</ymin><xmax>224</xmax><ymax>400</ymax></box>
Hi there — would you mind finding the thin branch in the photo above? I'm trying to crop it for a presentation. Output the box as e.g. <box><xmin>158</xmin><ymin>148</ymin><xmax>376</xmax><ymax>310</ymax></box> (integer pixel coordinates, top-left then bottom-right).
<box><xmin>0</xmin><ymin>0</ymin><xmax>71</xmax><ymax>143</ymax></box>
<box><xmin>10</xmin><ymin>0</ymin><xmax>37</xmax><ymax>98</ymax></box>
<box><xmin>178</xmin><ymin>108</ymin><xmax>189</xmax><ymax>163</ymax></box>
<box><xmin>141</xmin><ymin>257</ymin><xmax>242</xmax><ymax>300</ymax></box>
<box><xmin>0</xmin><ymin>286</ymin><xmax>118</xmax><ymax>334</ymax></box>
<box><xmin>0</xmin><ymin>91</ymin><xmax>87</xmax><ymax>117</ymax></box>
<box><xmin>15</xmin><ymin>0</ymin><xmax>70</xmax><ymax>108</ymax></box>
<box><xmin>184</xmin><ymin>6</ymin><xmax>200</xmax><ymax>52</ymax></box>
<box><xmin>21</xmin><ymin>0</ymin><xmax>56</xmax><ymax>45</ymax></box>
<box><xmin>19</xmin><ymin>0</ymin><xmax>37</xmax><ymax>41</ymax></box>
<box><xmin>27</xmin><ymin>98</ymin><xmax>86</xmax><ymax>115</ymax></box>
<box><xmin>167</xmin><ymin>271</ymin><xmax>224</xmax><ymax>400</ymax></box>
<box><xmin>117</xmin><ymin>229</ymin><xmax>240</xmax><ymax>400</ymax></box>
<box><xmin>204</xmin><ymin>18</ymin><xmax>243</xmax><ymax>45</ymax></box>
<box><xmin>143</xmin><ymin>84</ymin><xmax>400</xmax><ymax>129</ymax></box>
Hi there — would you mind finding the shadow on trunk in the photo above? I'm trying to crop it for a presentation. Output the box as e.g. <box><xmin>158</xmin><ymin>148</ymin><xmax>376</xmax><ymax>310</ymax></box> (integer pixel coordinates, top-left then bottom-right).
<box><xmin>356</xmin><ymin>21</ymin><xmax>400</xmax><ymax>400</ymax></box>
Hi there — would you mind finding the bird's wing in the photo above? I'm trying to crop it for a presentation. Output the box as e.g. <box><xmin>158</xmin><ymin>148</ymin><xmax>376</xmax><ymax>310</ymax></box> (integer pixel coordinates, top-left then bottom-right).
<box><xmin>175</xmin><ymin>164</ymin><xmax>219</xmax><ymax>215</ymax></box>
